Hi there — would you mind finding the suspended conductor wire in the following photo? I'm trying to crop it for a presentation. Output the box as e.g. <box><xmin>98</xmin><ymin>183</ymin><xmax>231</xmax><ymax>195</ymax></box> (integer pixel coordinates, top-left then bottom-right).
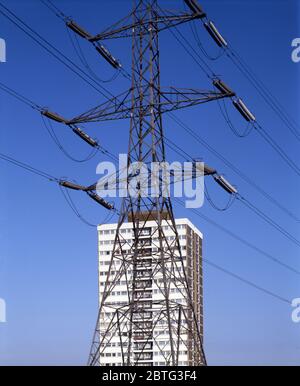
<box><xmin>212</xmin><ymin>81</ymin><xmax>253</xmax><ymax>138</ymax></box>
<box><xmin>6</xmin><ymin>0</ymin><xmax>299</xmax><ymax>224</ymax></box>
<box><xmin>0</xmin><ymin>3</ymin><xmax>115</xmax><ymax>100</ymax></box>
<box><xmin>40</xmin><ymin>0</ymin><xmax>141</xmax><ymax>37</ymax></box>
<box><xmin>173</xmin><ymin>197</ymin><xmax>300</xmax><ymax>276</ymax></box>
<box><xmin>217</xmin><ymin>97</ymin><xmax>254</xmax><ymax>138</ymax></box>
<box><xmin>5</xmin><ymin>0</ymin><xmax>298</xmax><ymax>224</ymax></box>
<box><xmin>182</xmin><ymin>0</ymin><xmax>224</xmax><ymax>62</ymax></box>
<box><xmin>190</xmin><ymin>19</ymin><xmax>225</xmax><ymax>61</ymax></box>
<box><xmin>5</xmin><ymin>145</ymin><xmax>297</xmax><ymax>292</ymax></box>
<box><xmin>65</xmin><ymin>186</ymin><xmax>117</xmax><ymax>228</ymax></box>
<box><xmin>226</xmin><ymin>48</ymin><xmax>300</xmax><ymax>143</ymax></box>
<box><xmin>2</xmin><ymin>74</ymin><xmax>299</xmax><ymax>227</ymax></box>
<box><xmin>59</xmin><ymin>184</ymin><xmax>99</xmax><ymax>228</ymax></box>
<box><xmin>0</xmin><ymin>152</ymin><xmax>58</xmax><ymax>182</ymax></box>
<box><xmin>113</xmin><ymin>10</ymin><xmax>300</xmax><ymax>220</ymax></box>
<box><xmin>66</xmin><ymin>26</ymin><xmax>121</xmax><ymax>84</ymax></box>
<box><xmin>41</xmin><ymin>116</ymin><xmax>98</xmax><ymax>163</ymax></box>
<box><xmin>0</xmin><ymin>81</ymin><xmax>41</xmax><ymax>111</ymax></box>
<box><xmin>237</xmin><ymin>195</ymin><xmax>300</xmax><ymax>248</ymax></box>
<box><xmin>4</xmin><ymin>1</ymin><xmax>300</xmax><ymax>298</ymax></box>
<box><xmin>254</xmin><ymin>122</ymin><xmax>300</xmax><ymax>177</ymax></box>
<box><xmin>102</xmin><ymin>55</ymin><xmax>300</xmax><ymax>223</ymax></box>
<box><xmin>0</xmin><ymin>151</ymin><xmax>117</xmax><ymax>228</ymax></box>
<box><xmin>193</xmin><ymin>7</ymin><xmax>300</xmax><ymax>143</ymax></box>
<box><xmin>156</xmin><ymin>5</ymin><xmax>215</xmax><ymax>79</ymax></box>
<box><xmin>2</xmin><ymin>5</ymin><xmax>299</xmax><ymax>223</ymax></box>
<box><xmin>204</xmin><ymin>183</ymin><xmax>236</xmax><ymax>211</ymax></box>
<box><xmin>167</xmin><ymin>111</ymin><xmax>300</xmax><ymax>222</ymax></box>
<box><xmin>97</xmin><ymin>0</ymin><xmax>143</xmax><ymax>36</ymax></box>
<box><xmin>202</xmin><ymin>258</ymin><xmax>291</xmax><ymax>305</ymax></box>
<box><xmin>60</xmin><ymin>185</ymin><xmax>97</xmax><ymax>227</ymax></box>
<box><xmin>39</xmin><ymin>0</ymin><xmax>69</xmax><ymax>21</ymax></box>
<box><xmin>156</xmin><ymin>5</ymin><xmax>300</xmax><ymax>178</ymax></box>
<box><xmin>0</xmin><ymin>79</ymin><xmax>118</xmax><ymax>166</ymax></box>
<box><xmin>0</xmin><ymin>79</ymin><xmax>108</xmax><ymax>164</ymax></box>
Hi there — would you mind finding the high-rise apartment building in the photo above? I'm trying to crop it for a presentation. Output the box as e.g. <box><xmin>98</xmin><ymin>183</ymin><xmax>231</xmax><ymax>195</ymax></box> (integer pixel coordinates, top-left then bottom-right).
<box><xmin>97</xmin><ymin>217</ymin><xmax>204</xmax><ymax>366</ymax></box>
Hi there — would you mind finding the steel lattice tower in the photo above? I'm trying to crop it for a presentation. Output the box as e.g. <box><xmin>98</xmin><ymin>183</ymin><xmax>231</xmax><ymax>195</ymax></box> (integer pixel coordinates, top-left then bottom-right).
<box><xmin>0</xmin><ymin>0</ymin><xmax>254</xmax><ymax>368</ymax></box>
<box><xmin>87</xmin><ymin>0</ymin><xmax>208</xmax><ymax>367</ymax></box>
<box><xmin>66</xmin><ymin>0</ymin><xmax>235</xmax><ymax>367</ymax></box>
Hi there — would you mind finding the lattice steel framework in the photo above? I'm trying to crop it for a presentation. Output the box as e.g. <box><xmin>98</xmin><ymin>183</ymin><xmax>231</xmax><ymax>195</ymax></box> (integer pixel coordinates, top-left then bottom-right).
<box><xmin>87</xmin><ymin>0</ymin><xmax>230</xmax><ymax>366</ymax></box>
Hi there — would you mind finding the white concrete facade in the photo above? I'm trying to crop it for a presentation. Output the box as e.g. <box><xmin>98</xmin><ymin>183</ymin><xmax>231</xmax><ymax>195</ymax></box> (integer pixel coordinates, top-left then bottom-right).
<box><xmin>97</xmin><ymin>218</ymin><xmax>203</xmax><ymax>366</ymax></box>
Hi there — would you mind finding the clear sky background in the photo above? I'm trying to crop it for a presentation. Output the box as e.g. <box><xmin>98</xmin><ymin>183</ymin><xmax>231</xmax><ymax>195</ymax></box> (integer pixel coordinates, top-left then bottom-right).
<box><xmin>0</xmin><ymin>0</ymin><xmax>299</xmax><ymax>365</ymax></box>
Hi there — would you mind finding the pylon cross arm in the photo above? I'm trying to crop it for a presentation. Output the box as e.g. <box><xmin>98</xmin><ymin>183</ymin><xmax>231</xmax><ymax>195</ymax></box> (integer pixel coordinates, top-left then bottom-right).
<box><xmin>69</xmin><ymin>87</ymin><xmax>229</xmax><ymax>124</ymax></box>
<box><xmin>89</xmin><ymin>11</ymin><xmax>200</xmax><ymax>42</ymax></box>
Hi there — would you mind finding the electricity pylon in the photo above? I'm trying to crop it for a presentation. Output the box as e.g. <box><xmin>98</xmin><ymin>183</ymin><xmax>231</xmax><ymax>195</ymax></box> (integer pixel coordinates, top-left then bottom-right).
<box><xmin>65</xmin><ymin>0</ymin><xmax>233</xmax><ymax>366</ymax></box>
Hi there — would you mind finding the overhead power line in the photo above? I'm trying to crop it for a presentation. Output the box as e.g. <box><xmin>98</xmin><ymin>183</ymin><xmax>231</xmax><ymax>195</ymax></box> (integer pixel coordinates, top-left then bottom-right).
<box><xmin>167</xmin><ymin>111</ymin><xmax>300</xmax><ymax>222</ymax></box>
<box><xmin>1</xmin><ymin>77</ymin><xmax>298</xmax><ymax>229</ymax></box>
<box><xmin>181</xmin><ymin>1</ymin><xmax>300</xmax><ymax>144</ymax></box>
<box><xmin>174</xmin><ymin>197</ymin><xmax>300</xmax><ymax>276</ymax></box>
<box><xmin>0</xmin><ymin>83</ymin><xmax>299</xmax><ymax>274</ymax></box>
<box><xmin>225</xmin><ymin>48</ymin><xmax>300</xmax><ymax>143</ymax></box>
<box><xmin>4</xmin><ymin>0</ymin><xmax>298</xmax><ymax>223</ymax></box>
<box><xmin>0</xmin><ymin>151</ymin><xmax>116</xmax><ymax>227</ymax></box>
<box><xmin>158</xmin><ymin>4</ymin><xmax>300</xmax><ymax>179</ymax></box>
<box><xmin>203</xmin><ymin>259</ymin><xmax>291</xmax><ymax>305</ymax></box>
<box><xmin>0</xmin><ymin>81</ymin><xmax>41</xmax><ymax>111</ymax></box>
<box><xmin>1</xmin><ymin>148</ymin><xmax>294</xmax><ymax>305</ymax></box>
<box><xmin>1</xmin><ymin>41</ymin><xmax>299</xmax><ymax>250</ymax></box>
<box><xmin>4</xmin><ymin>73</ymin><xmax>299</xmax><ymax>245</ymax></box>
<box><xmin>237</xmin><ymin>195</ymin><xmax>300</xmax><ymax>248</ymax></box>
<box><xmin>39</xmin><ymin>0</ymin><xmax>68</xmax><ymax>21</ymax></box>
<box><xmin>0</xmin><ymin>152</ymin><xmax>58</xmax><ymax>182</ymax></box>
<box><xmin>41</xmin><ymin>115</ymin><xmax>99</xmax><ymax>163</ymax></box>
<box><xmin>0</xmin><ymin>2</ymin><xmax>115</xmax><ymax>99</ymax></box>
<box><xmin>1</xmin><ymin>1</ymin><xmax>296</xmax><ymax>322</ymax></box>
<box><xmin>1</xmin><ymin>7</ymin><xmax>299</xmax><ymax>238</ymax></box>
<box><xmin>59</xmin><ymin>184</ymin><xmax>111</xmax><ymax>228</ymax></box>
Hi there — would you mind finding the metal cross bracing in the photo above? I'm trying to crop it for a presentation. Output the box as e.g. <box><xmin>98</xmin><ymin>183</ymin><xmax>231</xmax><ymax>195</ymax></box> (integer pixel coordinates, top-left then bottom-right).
<box><xmin>68</xmin><ymin>87</ymin><xmax>230</xmax><ymax>124</ymax></box>
<box><xmin>1</xmin><ymin>0</ymin><xmax>297</xmax><ymax>367</ymax></box>
<box><xmin>85</xmin><ymin>0</ymin><xmax>222</xmax><ymax>367</ymax></box>
<box><xmin>88</xmin><ymin>2</ymin><xmax>204</xmax><ymax>42</ymax></box>
<box><xmin>37</xmin><ymin>0</ymin><xmax>235</xmax><ymax>367</ymax></box>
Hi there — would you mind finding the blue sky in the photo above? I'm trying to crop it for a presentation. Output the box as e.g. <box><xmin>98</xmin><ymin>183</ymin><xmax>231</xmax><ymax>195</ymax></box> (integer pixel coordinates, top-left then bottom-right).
<box><xmin>0</xmin><ymin>0</ymin><xmax>299</xmax><ymax>365</ymax></box>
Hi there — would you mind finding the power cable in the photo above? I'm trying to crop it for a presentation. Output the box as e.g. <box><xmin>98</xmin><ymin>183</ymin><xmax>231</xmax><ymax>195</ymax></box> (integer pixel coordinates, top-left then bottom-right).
<box><xmin>174</xmin><ymin>197</ymin><xmax>300</xmax><ymax>276</ymax></box>
<box><xmin>226</xmin><ymin>48</ymin><xmax>300</xmax><ymax>142</ymax></box>
<box><xmin>204</xmin><ymin>184</ymin><xmax>236</xmax><ymax>211</ymax></box>
<box><xmin>24</xmin><ymin>0</ymin><xmax>298</xmax><ymax>303</ymax></box>
<box><xmin>2</xmin><ymin>76</ymin><xmax>299</xmax><ymax>227</ymax></box>
<box><xmin>0</xmin><ymin>152</ymin><xmax>58</xmax><ymax>182</ymax></box>
<box><xmin>0</xmin><ymin>81</ymin><xmax>41</xmax><ymax>111</ymax></box>
<box><xmin>1</xmin><ymin>149</ymin><xmax>293</xmax><ymax>305</ymax></box>
<box><xmin>2</xmin><ymin>4</ymin><xmax>300</xmax><ymax>245</ymax></box>
<box><xmin>157</xmin><ymin>5</ymin><xmax>300</xmax><ymax>178</ymax></box>
<box><xmin>0</xmin><ymin>148</ymin><xmax>300</xmax><ymax>304</ymax></box>
<box><xmin>216</xmin><ymin>95</ymin><xmax>254</xmax><ymax>138</ymax></box>
<box><xmin>183</xmin><ymin>0</ymin><xmax>300</xmax><ymax>143</ymax></box>
<box><xmin>66</xmin><ymin>25</ymin><xmax>121</xmax><ymax>84</ymax></box>
<box><xmin>30</xmin><ymin>1</ymin><xmax>300</xmax><ymax>222</ymax></box>
<box><xmin>190</xmin><ymin>17</ymin><xmax>224</xmax><ymax>61</ymax></box>
<box><xmin>41</xmin><ymin>115</ymin><xmax>98</xmax><ymax>163</ymax></box>
<box><xmin>59</xmin><ymin>184</ymin><xmax>109</xmax><ymax>228</ymax></box>
<box><xmin>237</xmin><ymin>195</ymin><xmax>300</xmax><ymax>248</ymax></box>
<box><xmin>203</xmin><ymin>259</ymin><xmax>291</xmax><ymax>305</ymax></box>
<box><xmin>167</xmin><ymin>111</ymin><xmax>300</xmax><ymax>222</ymax></box>
<box><xmin>39</xmin><ymin>0</ymin><xmax>68</xmax><ymax>21</ymax></box>
<box><xmin>0</xmin><ymin>2</ymin><xmax>115</xmax><ymax>100</ymax></box>
<box><xmin>0</xmin><ymin>151</ymin><xmax>115</xmax><ymax>227</ymax></box>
